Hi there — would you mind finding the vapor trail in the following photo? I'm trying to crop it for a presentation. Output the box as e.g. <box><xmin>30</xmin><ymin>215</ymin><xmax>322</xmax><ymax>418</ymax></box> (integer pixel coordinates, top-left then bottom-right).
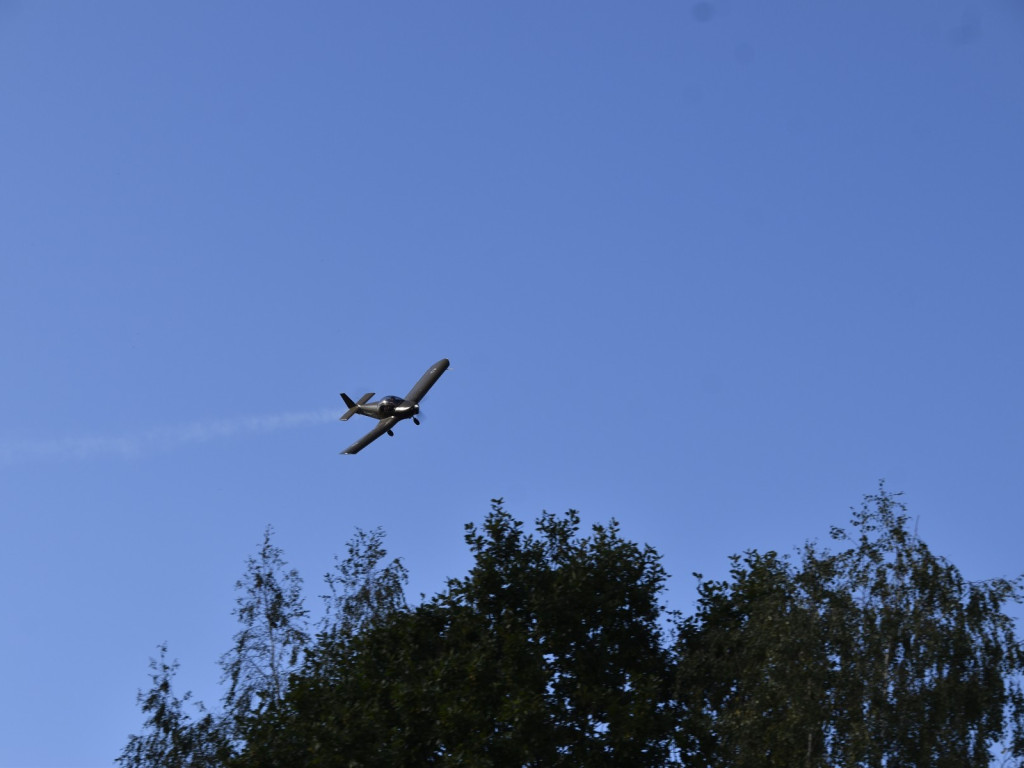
<box><xmin>0</xmin><ymin>408</ymin><xmax>340</xmax><ymax>465</ymax></box>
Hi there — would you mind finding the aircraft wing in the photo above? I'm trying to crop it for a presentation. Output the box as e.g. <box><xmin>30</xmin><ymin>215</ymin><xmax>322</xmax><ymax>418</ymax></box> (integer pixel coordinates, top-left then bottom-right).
<box><xmin>341</xmin><ymin>416</ymin><xmax>399</xmax><ymax>455</ymax></box>
<box><xmin>404</xmin><ymin>358</ymin><xmax>450</xmax><ymax>403</ymax></box>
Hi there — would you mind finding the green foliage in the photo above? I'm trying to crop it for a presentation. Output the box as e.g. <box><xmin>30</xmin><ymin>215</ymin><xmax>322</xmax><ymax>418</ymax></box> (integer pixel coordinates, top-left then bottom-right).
<box><xmin>116</xmin><ymin>644</ymin><xmax>232</xmax><ymax>768</ymax></box>
<box><xmin>816</xmin><ymin>486</ymin><xmax>1024</xmax><ymax>766</ymax></box>
<box><xmin>318</xmin><ymin>526</ymin><xmax>408</xmax><ymax>641</ymax></box>
<box><xmin>122</xmin><ymin>489</ymin><xmax>1024</xmax><ymax>768</ymax></box>
<box><xmin>674</xmin><ymin>548</ymin><xmax>830</xmax><ymax>767</ymax></box>
<box><xmin>220</xmin><ymin>525</ymin><xmax>310</xmax><ymax>732</ymax></box>
<box><xmin>675</xmin><ymin>484</ymin><xmax>1024</xmax><ymax>767</ymax></box>
<box><xmin>237</xmin><ymin>500</ymin><xmax>675</xmax><ymax>767</ymax></box>
<box><xmin>437</xmin><ymin>501</ymin><xmax>676</xmax><ymax>765</ymax></box>
<box><xmin>234</xmin><ymin>526</ymin><xmax>412</xmax><ymax>765</ymax></box>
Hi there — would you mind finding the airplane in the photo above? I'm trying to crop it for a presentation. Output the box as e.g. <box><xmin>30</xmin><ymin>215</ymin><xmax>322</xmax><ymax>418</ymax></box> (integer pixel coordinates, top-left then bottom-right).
<box><xmin>339</xmin><ymin>358</ymin><xmax>450</xmax><ymax>455</ymax></box>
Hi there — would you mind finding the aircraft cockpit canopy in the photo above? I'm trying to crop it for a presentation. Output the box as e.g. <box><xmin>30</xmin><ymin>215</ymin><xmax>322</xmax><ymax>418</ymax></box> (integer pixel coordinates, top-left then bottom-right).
<box><xmin>378</xmin><ymin>395</ymin><xmax>403</xmax><ymax>416</ymax></box>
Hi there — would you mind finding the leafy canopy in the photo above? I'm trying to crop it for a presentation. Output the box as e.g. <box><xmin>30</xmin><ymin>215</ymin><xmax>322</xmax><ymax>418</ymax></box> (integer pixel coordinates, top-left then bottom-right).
<box><xmin>121</xmin><ymin>489</ymin><xmax>1024</xmax><ymax>768</ymax></box>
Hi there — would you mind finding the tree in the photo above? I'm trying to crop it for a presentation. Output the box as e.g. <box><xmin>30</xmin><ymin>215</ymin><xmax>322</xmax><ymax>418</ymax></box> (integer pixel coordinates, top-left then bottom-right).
<box><xmin>674</xmin><ymin>485</ymin><xmax>1024</xmax><ymax>768</ymax></box>
<box><xmin>237</xmin><ymin>501</ymin><xmax>677</xmax><ymax>767</ymax></box>
<box><xmin>232</xmin><ymin>526</ymin><xmax>412</xmax><ymax>766</ymax></box>
<box><xmin>123</xmin><ymin>489</ymin><xmax>1024</xmax><ymax>767</ymax></box>
<box><xmin>436</xmin><ymin>501</ymin><xmax>676</xmax><ymax>766</ymax></box>
<box><xmin>811</xmin><ymin>486</ymin><xmax>1024</xmax><ymax>766</ymax></box>
<box><xmin>318</xmin><ymin>526</ymin><xmax>408</xmax><ymax>641</ymax></box>
<box><xmin>116</xmin><ymin>644</ymin><xmax>231</xmax><ymax>768</ymax></box>
<box><xmin>674</xmin><ymin>548</ymin><xmax>830</xmax><ymax>767</ymax></box>
<box><xmin>219</xmin><ymin>526</ymin><xmax>309</xmax><ymax>737</ymax></box>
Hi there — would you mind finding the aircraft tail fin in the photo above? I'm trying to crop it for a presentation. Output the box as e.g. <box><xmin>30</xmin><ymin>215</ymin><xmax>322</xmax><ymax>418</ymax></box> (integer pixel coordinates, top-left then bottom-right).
<box><xmin>340</xmin><ymin>392</ymin><xmax>374</xmax><ymax>421</ymax></box>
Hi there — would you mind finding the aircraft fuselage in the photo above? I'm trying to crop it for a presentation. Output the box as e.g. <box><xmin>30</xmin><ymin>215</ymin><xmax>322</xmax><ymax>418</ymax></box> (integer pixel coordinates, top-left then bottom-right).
<box><xmin>353</xmin><ymin>395</ymin><xmax>419</xmax><ymax>421</ymax></box>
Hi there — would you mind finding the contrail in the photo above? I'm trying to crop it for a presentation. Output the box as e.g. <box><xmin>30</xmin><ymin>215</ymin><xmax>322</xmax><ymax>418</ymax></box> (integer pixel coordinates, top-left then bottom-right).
<box><xmin>0</xmin><ymin>408</ymin><xmax>340</xmax><ymax>465</ymax></box>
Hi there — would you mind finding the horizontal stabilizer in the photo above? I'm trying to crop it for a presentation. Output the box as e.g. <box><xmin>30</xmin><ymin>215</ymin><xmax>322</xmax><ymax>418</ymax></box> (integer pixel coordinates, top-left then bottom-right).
<box><xmin>340</xmin><ymin>392</ymin><xmax>375</xmax><ymax>421</ymax></box>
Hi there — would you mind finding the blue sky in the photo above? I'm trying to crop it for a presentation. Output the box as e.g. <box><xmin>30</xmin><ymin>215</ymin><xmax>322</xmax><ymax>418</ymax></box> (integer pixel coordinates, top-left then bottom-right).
<box><xmin>2</xmin><ymin>2</ymin><xmax>1023</xmax><ymax>765</ymax></box>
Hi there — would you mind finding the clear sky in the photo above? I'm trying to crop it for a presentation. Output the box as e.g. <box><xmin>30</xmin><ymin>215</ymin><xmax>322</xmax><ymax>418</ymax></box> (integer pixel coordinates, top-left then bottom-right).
<box><xmin>2</xmin><ymin>2</ymin><xmax>1023</xmax><ymax>765</ymax></box>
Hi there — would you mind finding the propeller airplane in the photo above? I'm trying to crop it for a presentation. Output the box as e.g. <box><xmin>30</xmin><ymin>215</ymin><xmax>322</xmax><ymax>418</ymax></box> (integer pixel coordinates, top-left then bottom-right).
<box><xmin>339</xmin><ymin>358</ymin><xmax>450</xmax><ymax>455</ymax></box>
